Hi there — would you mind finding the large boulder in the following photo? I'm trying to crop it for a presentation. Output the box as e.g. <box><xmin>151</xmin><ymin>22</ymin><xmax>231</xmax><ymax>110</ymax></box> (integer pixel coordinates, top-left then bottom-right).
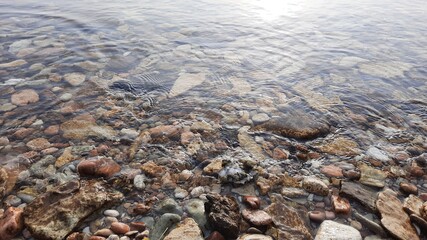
<box><xmin>24</xmin><ymin>180</ymin><xmax>123</xmax><ymax>240</ymax></box>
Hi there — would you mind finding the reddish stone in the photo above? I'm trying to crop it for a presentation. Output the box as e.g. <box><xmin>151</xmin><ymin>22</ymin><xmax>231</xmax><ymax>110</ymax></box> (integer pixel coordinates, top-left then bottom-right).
<box><xmin>133</xmin><ymin>203</ymin><xmax>151</xmax><ymax>215</ymax></box>
<box><xmin>44</xmin><ymin>125</ymin><xmax>60</xmax><ymax>135</ymax></box>
<box><xmin>242</xmin><ymin>196</ymin><xmax>261</xmax><ymax>209</ymax></box>
<box><xmin>149</xmin><ymin>125</ymin><xmax>181</xmax><ymax>139</ymax></box>
<box><xmin>0</xmin><ymin>207</ymin><xmax>24</xmax><ymax>240</ymax></box>
<box><xmin>343</xmin><ymin>170</ymin><xmax>360</xmax><ymax>180</ymax></box>
<box><xmin>419</xmin><ymin>193</ymin><xmax>427</xmax><ymax>202</ymax></box>
<box><xmin>77</xmin><ymin>157</ymin><xmax>121</xmax><ymax>178</ymax></box>
<box><xmin>206</xmin><ymin>231</ymin><xmax>225</xmax><ymax>240</ymax></box>
<box><xmin>320</xmin><ymin>165</ymin><xmax>343</xmax><ymax>178</ymax></box>
<box><xmin>399</xmin><ymin>182</ymin><xmax>418</xmax><ymax>195</ymax></box>
<box><xmin>331</xmin><ymin>195</ymin><xmax>351</xmax><ymax>215</ymax></box>
<box><xmin>273</xmin><ymin>147</ymin><xmax>288</xmax><ymax>160</ymax></box>
<box><xmin>309</xmin><ymin>211</ymin><xmax>326</xmax><ymax>222</ymax></box>
<box><xmin>110</xmin><ymin>222</ymin><xmax>130</xmax><ymax>234</ymax></box>
<box><xmin>66</xmin><ymin>232</ymin><xmax>86</xmax><ymax>240</ymax></box>
<box><xmin>241</xmin><ymin>209</ymin><xmax>273</xmax><ymax>226</ymax></box>
<box><xmin>409</xmin><ymin>166</ymin><xmax>424</xmax><ymax>177</ymax></box>
<box><xmin>11</xmin><ymin>89</ymin><xmax>39</xmax><ymax>106</ymax></box>
<box><xmin>26</xmin><ymin>138</ymin><xmax>51</xmax><ymax>151</ymax></box>
<box><xmin>89</xmin><ymin>237</ymin><xmax>106</xmax><ymax>240</ymax></box>
<box><xmin>13</xmin><ymin>128</ymin><xmax>35</xmax><ymax>139</ymax></box>
<box><xmin>130</xmin><ymin>222</ymin><xmax>146</xmax><ymax>232</ymax></box>
<box><xmin>141</xmin><ymin>161</ymin><xmax>164</xmax><ymax>177</ymax></box>
<box><xmin>180</xmin><ymin>131</ymin><xmax>195</xmax><ymax>145</ymax></box>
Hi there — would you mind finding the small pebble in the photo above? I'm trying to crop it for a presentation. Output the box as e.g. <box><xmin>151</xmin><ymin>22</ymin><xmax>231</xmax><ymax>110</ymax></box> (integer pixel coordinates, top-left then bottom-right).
<box><xmin>110</xmin><ymin>222</ymin><xmax>130</xmax><ymax>235</ymax></box>
<box><xmin>104</xmin><ymin>209</ymin><xmax>120</xmax><ymax>217</ymax></box>
<box><xmin>309</xmin><ymin>211</ymin><xmax>326</xmax><ymax>222</ymax></box>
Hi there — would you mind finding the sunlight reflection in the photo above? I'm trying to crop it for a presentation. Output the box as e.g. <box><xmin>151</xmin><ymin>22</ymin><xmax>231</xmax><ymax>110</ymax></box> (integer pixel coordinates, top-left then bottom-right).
<box><xmin>253</xmin><ymin>0</ymin><xmax>301</xmax><ymax>20</ymax></box>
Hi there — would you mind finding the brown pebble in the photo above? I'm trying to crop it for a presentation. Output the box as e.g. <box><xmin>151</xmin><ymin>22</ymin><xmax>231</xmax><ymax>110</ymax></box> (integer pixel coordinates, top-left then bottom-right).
<box><xmin>343</xmin><ymin>170</ymin><xmax>360</xmax><ymax>180</ymax></box>
<box><xmin>133</xmin><ymin>203</ymin><xmax>151</xmax><ymax>215</ymax></box>
<box><xmin>309</xmin><ymin>211</ymin><xmax>326</xmax><ymax>222</ymax></box>
<box><xmin>95</xmin><ymin>228</ymin><xmax>113</xmax><ymax>237</ymax></box>
<box><xmin>44</xmin><ymin>125</ymin><xmax>59</xmax><ymax>135</ymax></box>
<box><xmin>331</xmin><ymin>195</ymin><xmax>351</xmax><ymax>215</ymax></box>
<box><xmin>409</xmin><ymin>166</ymin><xmax>424</xmax><ymax>177</ymax></box>
<box><xmin>419</xmin><ymin>193</ymin><xmax>427</xmax><ymax>202</ymax></box>
<box><xmin>110</xmin><ymin>222</ymin><xmax>130</xmax><ymax>234</ymax></box>
<box><xmin>242</xmin><ymin>196</ymin><xmax>261</xmax><ymax>209</ymax></box>
<box><xmin>320</xmin><ymin>165</ymin><xmax>343</xmax><ymax>178</ymax></box>
<box><xmin>325</xmin><ymin>211</ymin><xmax>336</xmax><ymax>220</ymax></box>
<box><xmin>206</xmin><ymin>231</ymin><xmax>225</xmax><ymax>240</ymax></box>
<box><xmin>89</xmin><ymin>237</ymin><xmax>106</xmax><ymax>240</ymax></box>
<box><xmin>399</xmin><ymin>182</ymin><xmax>418</xmax><ymax>195</ymax></box>
<box><xmin>130</xmin><ymin>222</ymin><xmax>146</xmax><ymax>232</ymax></box>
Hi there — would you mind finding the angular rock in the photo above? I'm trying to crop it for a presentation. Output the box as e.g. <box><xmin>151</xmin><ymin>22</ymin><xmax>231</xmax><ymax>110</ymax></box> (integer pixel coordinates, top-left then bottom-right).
<box><xmin>367</xmin><ymin>147</ymin><xmax>390</xmax><ymax>162</ymax></box>
<box><xmin>331</xmin><ymin>195</ymin><xmax>351</xmax><ymax>215</ymax></box>
<box><xmin>11</xmin><ymin>89</ymin><xmax>39</xmax><ymax>106</ymax></box>
<box><xmin>141</xmin><ymin>161</ymin><xmax>165</xmax><ymax>177</ymax></box>
<box><xmin>0</xmin><ymin>207</ymin><xmax>24</xmax><ymax>240</ymax></box>
<box><xmin>403</xmin><ymin>194</ymin><xmax>423</xmax><ymax>216</ymax></box>
<box><xmin>421</xmin><ymin>202</ymin><xmax>427</xmax><ymax>221</ymax></box>
<box><xmin>163</xmin><ymin>218</ymin><xmax>203</xmax><ymax>240</ymax></box>
<box><xmin>358</xmin><ymin>164</ymin><xmax>386</xmax><ymax>188</ymax></box>
<box><xmin>24</xmin><ymin>180</ymin><xmax>123</xmax><ymax>240</ymax></box>
<box><xmin>340</xmin><ymin>182</ymin><xmax>378</xmax><ymax>211</ymax></box>
<box><xmin>205</xmin><ymin>194</ymin><xmax>241</xmax><ymax>239</ymax></box>
<box><xmin>376</xmin><ymin>189</ymin><xmax>419</xmax><ymax>240</ymax></box>
<box><xmin>314</xmin><ymin>220</ymin><xmax>361</xmax><ymax>240</ymax></box>
<box><xmin>242</xmin><ymin>209</ymin><xmax>273</xmax><ymax>226</ymax></box>
<box><xmin>156</xmin><ymin>198</ymin><xmax>183</xmax><ymax>216</ymax></box>
<box><xmin>302</xmin><ymin>177</ymin><xmax>329</xmax><ymax>196</ymax></box>
<box><xmin>77</xmin><ymin>157</ymin><xmax>121</xmax><ymax>178</ymax></box>
<box><xmin>353</xmin><ymin>211</ymin><xmax>387</xmax><ymax>237</ymax></box>
<box><xmin>265</xmin><ymin>194</ymin><xmax>312</xmax><ymax>240</ymax></box>
<box><xmin>242</xmin><ymin>196</ymin><xmax>261</xmax><ymax>209</ymax></box>
<box><xmin>252</xmin><ymin>112</ymin><xmax>330</xmax><ymax>140</ymax></box>
<box><xmin>203</xmin><ymin>159</ymin><xmax>223</xmax><ymax>175</ymax></box>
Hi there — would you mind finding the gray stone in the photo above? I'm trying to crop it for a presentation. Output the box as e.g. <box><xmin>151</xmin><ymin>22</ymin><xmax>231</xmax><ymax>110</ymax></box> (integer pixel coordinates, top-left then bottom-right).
<box><xmin>314</xmin><ymin>220</ymin><xmax>361</xmax><ymax>240</ymax></box>
<box><xmin>252</xmin><ymin>113</ymin><xmax>270</xmax><ymax>124</ymax></box>
<box><xmin>367</xmin><ymin>147</ymin><xmax>390</xmax><ymax>162</ymax></box>
<box><xmin>185</xmin><ymin>199</ymin><xmax>207</xmax><ymax>231</ymax></box>
<box><xmin>340</xmin><ymin>181</ymin><xmax>378</xmax><ymax>211</ymax></box>
<box><xmin>156</xmin><ymin>198</ymin><xmax>183</xmax><ymax>215</ymax></box>
<box><xmin>354</xmin><ymin>211</ymin><xmax>387</xmax><ymax>237</ymax></box>
<box><xmin>133</xmin><ymin>174</ymin><xmax>146</xmax><ymax>190</ymax></box>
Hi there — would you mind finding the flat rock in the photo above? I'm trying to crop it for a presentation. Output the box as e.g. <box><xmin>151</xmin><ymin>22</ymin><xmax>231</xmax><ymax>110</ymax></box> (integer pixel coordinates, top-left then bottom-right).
<box><xmin>340</xmin><ymin>181</ymin><xmax>378</xmax><ymax>212</ymax></box>
<box><xmin>359</xmin><ymin>164</ymin><xmax>387</xmax><ymax>188</ymax></box>
<box><xmin>64</xmin><ymin>73</ymin><xmax>86</xmax><ymax>86</ymax></box>
<box><xmin>252</xmin><ymin>113</ymin><xmax>270</xmax><ymax>124</ymax></box>
<box><xmin>61</xmin><ymin>119</ymin><xmax>116</xmax><ymax>140</ymax></box>
<box><xmin>367</xmin><ymin>147</ymin><xmax>390</xmax><ymax>162</ymax></box>
<box><xmin>11</xmin><ymin>89</ymin><xmax>39</xmax><ymax>106</ymax></box>
<box><xmin>314</xmin><ymin>220</ymin><xmax>361</xmax><ymax>240</ymax></box>
<box><xmin>26</xmin><ymin>138</ymin><xmax>51</xmax><ymax>151</ymax></box>
<box><xmin>205</xmin><ymin>194</ymin><xmax>241</xmax><ymax>239</ymax></box>
<box><xmin>320</xmin><ymin>165</ymin><xmax>343</xmax><ymax>178</ymax></box>
<box><xmin>237</xmin><ymin>234</ymin><xmax>273</xmax><ymax>240</ymax></box>
<box><xmin>0</xmin><ymin>207</ymin><xmax>24</xmax><ymax>240</ymax></box>
<box><xmin>403</xmin><ymin>194</ymin><xmax>423</xmax><ymax>216</ymax></box>
<box><xmin>265</xmin><ymin>194</ymin><xmax>312</xmax><ymax>240</ymax></box>
<box><xmin>302</xmin><ymin>177</ymin><xmax>329</xmax><ymax>196</ymax></box>
<box><xmin>0</xmin><ymin>59</ymin><xmax>27</xmax><ymax>68</ymax></box>
<box><xmin>24</xmin><ymin>180</ymin><xmax>123</xmax><ymax>240</ymax></box>
<box><xmin>354</xmin><ymin>211</ymin><xmax>387</xmax><ymax>237</ymax></box>
<box><xmin>331</xmin><ymin>195</ymin><xmax>351</xmax><ymax>215</ymax></box>
<box><xmin>376</xmin><ymin>189</ymin><xmax>419</xmax><ymax>240</ymax></box>
<box><xmin>169</xmin><ymin>73</ymin><xmax>205</xmax><ymax>97</ymax></box>
<box><xmin>318</xmin><ymin>137</ymin><xmax>360</xmax><ymax>156</ymax></box>
<box><xmin>241</xmin><ymin>209</ymin><xmax>273</xmax><ymax>226</ymax></box>
<box><xmin>252</xmin><ymin>111</ymin><xmax>330</xmax><ymax>140</ymax></box>
<box><xmin>77</xmin><ymin>157</ymin><xmax>121</xmax><ymax>178</ymax></box>
<box><xmin>164</xmin><ymin>218</ymin><xmax>203</xmax><ymax>240</ymax></box>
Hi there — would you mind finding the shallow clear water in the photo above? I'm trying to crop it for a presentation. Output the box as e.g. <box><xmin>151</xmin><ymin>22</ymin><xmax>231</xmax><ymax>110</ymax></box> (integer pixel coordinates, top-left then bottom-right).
<box><xmin>1</xmin><ymin>0</ymin><xmax>427</xmax><ymax>238</ymax></box>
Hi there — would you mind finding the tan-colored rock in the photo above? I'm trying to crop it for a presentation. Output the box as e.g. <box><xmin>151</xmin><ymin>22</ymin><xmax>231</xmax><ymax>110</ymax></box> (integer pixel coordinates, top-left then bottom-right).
<box><xmin>44</xmin><ymin>125</ymin><xmax>60</xmax><ymax>135</ymax></box>
<box><xmin>0</xmin><ymin>207</ymin><xmax>24</xmax><ymax>240</ymax></box>
<box><xmin>359</xmin><ymin>164</ymin><xmax>387</xmax><ymax>188</ymax></box>
<box><xmin>181</xmin><ymin>131</ymin><xmax>196</xmax><ymax>145</ymax></box>
<box><xmin>399</xmin><ymin>182</ymin><xmax>418</xmax><ymax>195</ymax></box>
<box><xmin>318</xmin><ymin>137</ymin><xmax>360</xmax><ymax>156</ymax></box>
<box><xmin>149</xmin><ymin>125</ymin><xmax>181</xmax><ymax>139</ymax></box>
<box><xmin>403</xmin><ymin>194</ymin><xmax>423</xmax><ymax>216</ymax></box>
<box><xmin>421</xmin><ymin>202</ymin><xmax>427</xmax><ymax>221</ymax></box>
<box><xmin>164</xmin><ymin>218</ymin><xmax>203</xmax><ymax>240</ymax></box>
<box><xmin>0</xmin><ymin>59</ymin><xmax>27</xmax><ymax>68</ymax></box>
<box><xmin>55</xmin><ymin>147</ymin><xmax>74</xmax><ymax>168</ymax></box>
<box><xmin>242</xmin><ymin>196</ymin><xmax>261</xmax><ymax>209</ymax></box>
<box><xmin>302</xmin><ymin>177</ymin><xmax>329</xmax><ymax>196</ymax></box>
<box><xmin>61</xmin><ymin>119</ymin><xmax>116</xmax><ymax>140</ymax></box>
<box><xmin>13</xmin><ymin>127</ymin><xmax>35</xmax><ymax>139</ymax></box>
<box><xmin>26</xmin><ymin>138</ymin><xmax>51</xmax><ymax>151</ymax></box>
<box><xmin>203</xmin><ymin>159</ymin><xmax>222</xmax><ymax>175</ymax></box>
<box><xmin>11</xmin><ymin>89</ymin><xmax>39</xmax><ymax>106</ymax></box>
<box><xmin>376</xmin><ymin>189</ymin><xmax>419</xmax><ymax>240</ymax></box>
<box><xmin>237</xmin><ymin>234</ymin><xmax>273</xmax><ymax>240</ymax></box>
<box><xmin>94</xmin><ymin>228</ymin><xmax>113</xmax><ymax>237</ymax></box>
<box><xmin>64</xmin><ymin>73</ymin><xmax>86</xmax><ymax>86</ymax></box>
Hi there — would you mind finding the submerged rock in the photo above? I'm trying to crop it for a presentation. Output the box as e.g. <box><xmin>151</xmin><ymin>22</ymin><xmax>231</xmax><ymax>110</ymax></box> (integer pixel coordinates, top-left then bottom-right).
<box><xmin>150</xmin><ymin>213</ymin><xmax>181</xmax><ymax>240</ymax></box>
<box><xmin>11</xmin><ymin>89</ymin><xmax>39</xmax><ymax>106</ymax></box>
<box><xmin>0</xmin><ymin>207</ymin><xmax>24</xmax><ymax>240</ymax></box>
<box><xmin>302</xmin><ymin>177</ymin><xmax>329</xmax><ymax>196</ymax></box>
<box><xmin>314</xmin><ymin>220</ymin><xmax>361</xmax><ymax>240</ymax></box>
<box><xmin>252</xmin><ymin>111</ymin><xmax>330</xmax><ymax>140</ymax></box>
<box><xmin>376</xmin><ymin>189</ymin><xmax>419</xmax><ymax>240</ymax></box>
<box><xmin>24</xmin><ymin>180</ymin><xmax>123</xmax><ymax>240</ymax></box>
<box><xmin>205</xmin><ymin>194</ymin><xmax>241</xmax><ymax>239</ymax></box>
<box><xmin>61</xmin><ymin>119</ymin><xmax>117</xmax><ymax>140</ymax></box>
<box><xmin>358</xmin><ymin>164</ymin><xmax>387</xmax><ymax>188</ymax></box>
<box><xmin>340</xmin><ymin>181</ymin><xmax>378</xmax><ymax>212</ymax></box>
<box><xmin>64</xmin><ymin>73</ymin><xmax>86</xmax><ymax>86</ymax></box>
<box><xmin>265</xmin><ymin>194</ymin><xmax>312</xmax><ymax>240</ymax></box>
<box><xmin>77</xmin><ymin>157</ymin><xmax>121</xmax><ymax>178</ymax></box>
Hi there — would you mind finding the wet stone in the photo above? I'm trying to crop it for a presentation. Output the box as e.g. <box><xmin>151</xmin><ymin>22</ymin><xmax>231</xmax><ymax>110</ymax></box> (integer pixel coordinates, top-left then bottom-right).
<box><xmin>314</xmin><ymin>220</ymin><xmax>361</xmax><ymax>240</ymax></box>
<box><xmin>205</xmin><ymin>194</ymin><xmax>241</xmax><ymax>239</ymax></box>
<box><xmin>241</xmin><ymin>209</ymin><xmax>273</xmax><ymax>226</ymax></box>
<box><xmin>320</xmin><ymin>165</ymin><xmax>343</xmax><ymax>178</ymax></box>
<box><xmin>26</xmin><ymin>137</ymin><xmax>51</xmax><ymax>151</ymax></box>
<box><xmin>205</xmin><ymin>231</ymin><xmax>225</xmax><ymax>240</ymax></box>
<box><xmin>155</xmin><ymin>198</ymin><xmax>183</xmax><ymax>215</ymax></box>
<box><xmin>163</xmin><ymin>218</ymin><xmax>203</xmax><ymax>240</ymax></box>
<box><xmin>309</xmin><ymin>211</ymin><xmax>326</xmax><ymax>222</ymax></box>
<box><xmin>331</xmin><ymin>195</ymin><xmax>351</xmax><ymax>215</ymax></box>
<box><xmin>77</xmin><ymin>157</ymin><xmax>121</xmax><ymax>178</ymax></box>
<box><xmin>399</xmin><ymin>182</ymin><xmax>418</xmax><ymax>195</ymax></box>
<box><xmin>367</xmin><ymin>147</ymin><xmax>390</xmax><ymax>162</ymax></box>
<box><xmin>64</xmin><ymin>73</ymin><xmax>86</xmax><ymax>86</ymax></box>
<box><xmin>302</xmin><ymin>177</ymin><xmax>329</xmax><ymax>196</ymax></box>
<box><xmin>0</xmin><ymin>207</ymin><xmax>24</xmax><ymax>240</ymax></box>
<box><xmin>237</xmin><ymin>234</ymin><xmax>273</xmax><ymax>240</ymax></box>
<box><xmin>358</xmin><ymin>164</ymin><xmax>387</xmax><ymax>188</ymax></box>
<box><xmin>242</xmin><ymin>196</ymin><xmax>261</xmax><ymax>209</ymax></box>
<box><xmin>24</xmin><ymin>180</ymin><xmax>123</xmax><ymax>240</ymax></box>
<box><xmin>150</xmin><ymin>213</ymin><xmax>181</xmax><ymax>240</ymax></box>
<box><xmin>110</xmin><ymin>222</ymin><xmax>130</xmax><ymax>235</ymax></box>
<box><xmin>11</xmin><ymin>89</ymin><xmax>39</xmax><ymax>106</ymax></box>
<box><xmin>340</xmin><ymin>181</ymin><xmax>378</xmax><ymax>212</ymax></box>
<box><xmin>376</xmin><ymin>189</ymin><xmax>419</xmax><ymax>240</ymax></box>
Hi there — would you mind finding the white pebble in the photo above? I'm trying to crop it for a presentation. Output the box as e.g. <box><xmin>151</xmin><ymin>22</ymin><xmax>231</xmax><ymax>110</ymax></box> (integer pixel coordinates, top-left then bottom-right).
<box><xmin>104</xmin><ymin>209</ymin><xmax>120</xmax><ymax>217</ymax></box>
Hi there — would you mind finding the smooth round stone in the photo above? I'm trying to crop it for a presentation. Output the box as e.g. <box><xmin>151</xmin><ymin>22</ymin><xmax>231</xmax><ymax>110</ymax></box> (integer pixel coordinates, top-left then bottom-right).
<box><xmin>174</xmin><ymin>188</ymin><xmax>188</xmax><ymax>199</ymax></box>
<box><xmin>106</xmin><ymin>235</ymin><xmax>119</xmax><ymax>240</ymax></box>
<box><xmin>325</xmin><ymin>211</ymin><xmax>336</xmax><ymax>220</ymax></box>
<box><xmin>120</xmin><ymin>237</ymin><xmax>130</xmax><ymax>240</ymax></box>
<box><xmin>17</xmin><ymin>193</ymin><xmax>35</xmax><ymax>203</ymax></box>
<box><xmin>309</xmin><ymin>211</ymin><xmax>326</xmax><ymax>222</ymax></box>
<box><xmin>252</xmin><ymin>113</ymin><xmax>270</xmax><ymax>124</ymax></box>
<box><xmin>242</xmin><ymin>196</ymin><xmax>261</xmax><ymax>209</ymax></box>
<box><xmin>4</xmin><ymin>195</ymin><xmax>22</xmax><ymax>207</ymax></box>
<box><xmin>241</xmin><ymin>209</ymin><xmax>273</xmax><ymax>226</ymax></box>
<box><xmin>399</xmin><ymin>182</ymin><xmax>418</xmax><ymax>195</ymax></box>
<box><xmin>190</xmin><ymin>186</ymin><xmax>205</xmax><ymax>198</ymax></box>
<box><xmin>104</xmin><ymin>209</ymin><xmax>120</xmax><ymax>217</ymax></box>
<box><xmin>104</xmin><ymin>217</ymin><xmax>118</xmax><ymax>227</ymax></box>
<box><xmin>95</xmin><ymin>228</ymin><xmax>113</xmax><ymax>237</ymax></box>
<box><xmin>110</xmin><ymin>222</ymin><xmax>130</xmax><ymax>234</ymax></box>
<box><xmin>60</xmin><ymin>93</ymin><xmax>72</xmax><ymax>101</ymax></box>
